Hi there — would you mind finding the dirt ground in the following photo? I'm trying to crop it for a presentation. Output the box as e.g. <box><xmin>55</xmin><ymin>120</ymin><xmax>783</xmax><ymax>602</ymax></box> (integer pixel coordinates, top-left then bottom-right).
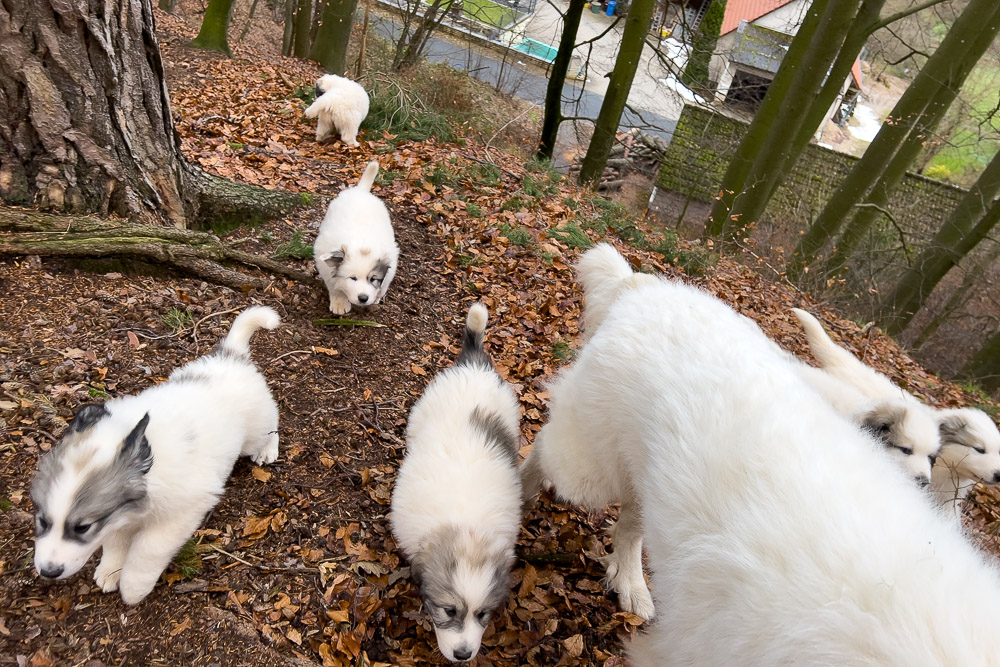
<box><xmin>3</xmin><ymin>8</ymin><xmax>1000</xmax><ymax>667</ymax></box>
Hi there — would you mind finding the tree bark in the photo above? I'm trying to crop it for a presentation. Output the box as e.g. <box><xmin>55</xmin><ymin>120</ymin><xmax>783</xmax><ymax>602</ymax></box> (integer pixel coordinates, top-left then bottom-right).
<box><xmin>962</xmin><ymin>327</ymin><xmax>1000</xmax><ymax>393</ymax></box>
<box><xmin>787</xmin><ymin>0</ymin><xmax>1000</xmax><ymax>282</ymax></box>
<box><xmin>0</xmin><ymin>207</ymin><xmax>315</xmax><ymax>289</ymax></box>
<box><xmin>877</xmin><ymin>150</ymin><xmax>1000</xmax><ymax>335</ymax></box>
<box><xmin>293</xmin><ymin>0</ymin><xmax>316</xmax><ymax>58</ymax></box>
<box><xmin>0</xmin><ymin>0</ymin><xmax>303</xmax><ymax>230</ymax></box>
<box><xmin>190</xmin><ymin>0</ymin><xmax>238</xmax><ymax>55</ymax></box>
<box><xmin>309</xmin><ymin>0</ymin><xmax>359</xmax><ymax>75</ymax></box>
<box><xmin>393</xmin><ymin>0</ymin><xmax>451</xmax><ymax>70</ymax></box>
<box><xmin>577</xmin><ymin>0</ymin><xmax>656</xmax><ymax>186</ymax></box>
<box><xmin>537</xmin><ymin>0</ymin><xmax>586</xmax><ymax>161</ymax></box>
<box><xmin>681</xmin><ymin>0</ymin><xmax>726</xmax><ymax>90</ymax></box>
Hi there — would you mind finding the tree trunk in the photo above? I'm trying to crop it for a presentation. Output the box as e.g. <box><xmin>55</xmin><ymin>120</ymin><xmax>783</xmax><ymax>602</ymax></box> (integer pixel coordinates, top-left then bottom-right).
<box><xmin>0</xmin><ymin>0</ymin><xmax>302</xmax><ymax>230</ymax></box>
<box><xmin>309</xmin><ymin>0</ymin><xmax>359</xmax><ymax>75</ymax></box>
<box><xmin>394</xmin><ymin>0</ymin><xmax>450</xmax><ymax>71</ymax></box>
<box><xmin>282</xmin><ymin>0</ymin><xmax>296</xmax><ymax>56</ymax></box>
<box><xmin>786</xmin><ymin>0</ymin><xmax>1000</xmax><ymax>281</ymax></box>
<box><xmin>159</xmin><ymin>0</ymin><xmax>177</xmax><ymax>12</ymax></box>
<box><xmin>680</xmin><ymin>0</ymin><xmax>726</xmax><ymax>90</ymax></box>
<box><xmin>537</xmin><ymin>0</ymin><xmax>586</xmax><ymax>161</ymax></box>
<box><xmin>577</xmin><ymin>0</ymin><xmax>656</xmax><ymax>186</ymax></box>
<box><xmin>0</xmin><ymin>208</ymin><xmax>315</xmax><ymax>289</ymax></box>
<box><xmin>877</xmin><ymin>150</ymin><xmax>1000</xmax><ymax>335</ymax></box>
<box><xmin>293</xmin><ymin>0</ymin><xmax>315</xmax><ymax>58</ymax></box>
<box><xmin>962</xmin><ymin>327</ymin><xmax>1000</xmax><ymax>393</ymax></box>
<box><xmin>190</xmin><ymin>0</ymin><xmax>237</xmax><ymax>55</ymax></box>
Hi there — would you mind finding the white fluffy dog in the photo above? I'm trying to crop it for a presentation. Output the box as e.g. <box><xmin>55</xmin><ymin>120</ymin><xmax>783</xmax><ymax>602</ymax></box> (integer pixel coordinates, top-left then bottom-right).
<box><xmin>313</xmin><ymin>161</ymin><xmax>398</xmax><ymax>315</ymax></box>
<box><xmin>526</xmin><ymin>245</ymin><xmax>1000</xmax><ymax>664</ymax></box>
<box><xmin>793</xmin><ymin>308</ymin><xmax>1000</xmax><ymax>510</ymax></box>
<box><xmin>31</xmin><ymin>307</ymin><xmax>281</xmax><ymax>604</ymax></box>
<box><xmin>390</xmin><ymin>304</ymin><xmax>521</xmax><ymax>663</ymax></box>
<box><xmin>304</xmin><ymin>74</ymin><xmax>369</xmax><ymax>146</ymax></box>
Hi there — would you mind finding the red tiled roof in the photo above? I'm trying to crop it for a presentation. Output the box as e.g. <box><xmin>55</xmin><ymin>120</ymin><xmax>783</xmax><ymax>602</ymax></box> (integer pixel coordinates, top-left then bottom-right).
<box><xmin>851</xmin><ymin>58</ymin><xmax>864</xmax><ymax>90</ymax></box>
<box><xmin>721</xmin><ymin>0</ymin><xmax>798</xmax><ymax>36</ymax></box>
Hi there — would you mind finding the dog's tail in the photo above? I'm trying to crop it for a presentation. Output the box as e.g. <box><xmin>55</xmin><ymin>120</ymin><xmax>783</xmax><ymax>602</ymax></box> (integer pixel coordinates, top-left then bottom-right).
<box><xmin>577</xmin><ymin>243</ymin><xmax>657</xmax><ymax>339</ymax></box>
<box><xmin>219</xmin><ymin>306</ymin><xmax>281</xmax><ymax>356</ymax></box>
<box><xmin>456</xmin><ymin>303</ymin><xmax>493</xmax><ymax>368</ymax></box>
<box><xmin>791</xmin><ymin>308</ymin><xmax>866</xmax><ymax>373</ymax></box>
<box><xmin>356</xmin><ymin>161</ymin><xmax>380</xmax><ymax>193</ymax></box>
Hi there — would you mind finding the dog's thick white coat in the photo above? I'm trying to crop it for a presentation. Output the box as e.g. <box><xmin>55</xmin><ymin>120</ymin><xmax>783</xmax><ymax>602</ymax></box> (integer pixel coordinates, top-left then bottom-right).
<box><xmin>31</xmin><ymin>307</ymin><xmax>280</xmax><ymax>604</ymax></box>
<box><xmin>391</xmin><ymin>304</ymin><xmax>521</xmax><ymax>662</ymax></box>
<box><xmin>314</xmin><ymin>161</ymin><xmax>398</xmax><ymax>315</ymax></box>
<box><xmin>303</xmin><ymin>74</ymin><xmax>369</xmax><ymax>146</ymax></box>
<box><xmin>531</xmin><ymin>246</ymin><xmax>1000</xmax><ymax>664</ymax></box>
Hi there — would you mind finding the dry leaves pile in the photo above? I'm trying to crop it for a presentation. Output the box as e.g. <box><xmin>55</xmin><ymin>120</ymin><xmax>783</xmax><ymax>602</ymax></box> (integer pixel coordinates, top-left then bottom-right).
<box><xmin>1</xmin><ymin>10</ymin><xmax>998</xmax><ymax>667</ymax></box>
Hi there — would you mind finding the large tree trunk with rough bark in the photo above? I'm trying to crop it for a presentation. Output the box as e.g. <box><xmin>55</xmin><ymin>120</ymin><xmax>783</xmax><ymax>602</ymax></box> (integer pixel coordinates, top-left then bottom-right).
<box><xmin>190</xmin><ymin>0</ymin><xmax>237</xmax><ymax>55</ymax></box>
<box><xmin>309</xmin><ymin>0</ymin><xmax>359</xmax><ymax>75</ymax></box>
<box><xmin>0</xmin><ymin>0</ymin><xmax>300</xmax><ymax>229</ymax></box>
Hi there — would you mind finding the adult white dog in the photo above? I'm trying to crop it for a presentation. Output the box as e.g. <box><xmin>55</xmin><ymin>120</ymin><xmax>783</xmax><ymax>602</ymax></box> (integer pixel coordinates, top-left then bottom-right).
<box><xmin>390</xmin><ymin>304</ymin><xmax>521</xmax><ymax>663</ymax></box>
<box><xmin>31</xmin><ymin>307</ymin><xmax>281</xmax><ymax>604</ymax></box>
<box><xmin>525</xmin><ymin>244</ymin><xmax>1000</xmax><ymax>664</ymax></box>
<box><xmin>304</xmin><ymin>74</ymin><xmax>369</xmax><ymax>146</ymax></box>
<box><xmin>793</xmin><ymin>307</ymin><xmax>1000</xmax><ymax>513</ymax></box>
<box><xmin>314</xmin><ymin>161</ymin><xmax>398</xmax><ymax>315</ymax></box>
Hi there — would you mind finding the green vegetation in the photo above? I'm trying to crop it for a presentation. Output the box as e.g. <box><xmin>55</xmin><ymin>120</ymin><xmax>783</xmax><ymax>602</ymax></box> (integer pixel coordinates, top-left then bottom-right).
<box><xmin>457</xmin><ymin>253</ymin><xmax>483</xmax><ymax>267</ymax></box>
<box><xmin>87</xmin><ymin>386</ymin><xmax>109</xmax><ymax>399</ymax></box>
<box><xmin>501</xmin><ymin>195</ymin><xmax>530</xmax><ymax>212</ymax></box>
<box><xmin>454</xmin><ymin>0</ymin><xmax>516</xmax><ymax>28</ymax></box>
<box><xmin>551</xmin><ymin>340</ymin><xmax>572</xmax><ymax>361</ymax></box>
<box><xmin>547</xmin><ymin>222</ymin><xmax>592</xmax><ymax>249</ymax></box>
<box><xmin>464</xmin><ymin>163</ymin><xmax>503</xmax><ymax>188</ymax></box>
<box><xmin>466</xmin><ymin>202</ymin><xmax>484</xmax><ymax>218</ymax></box>
<box><xmin>172</xmin><ymin>538</ymin><xmax>203</xmax><ymax>579</ymax></box>
<box><xmin>288</xmin><ymin>84</ymin><xmax>316</xmax><ymax>104</ymax></box>
<box><xmin>0</xmin><ymin>498</ymin><xmax>13</xmax><ymax>512</ymax></box>
<box><xmin>363</xmin><ymin>77</ymin><xmax>458</xmax><ymax>144</ymax></box>
<box><xmin>299</xmin><ymin>192</ymin><xmax>314</xmax><ymax>206</ymax></box>
<box><xmin>162</xmin><ymin>308</ymin><xmax>194</xmax><ymax>331</ymax></box>
<box><xmin>272</xmin><ymin>230</ymin><xmax>314</xmax><ymax>260</ymax></box>
<box><xmin>376</xmin><ymin>169</ymin><xmax>402</xmax><ymax>186</ymax></box>
<box><xmin>500</xmin><ymin>223</ymin><xmax>534</xmax><ymax>246</ymax></box>
<box><xmin>960</xmin><ymin>381</ymin><xmax>999</xmax><ymax>418</ymax></box>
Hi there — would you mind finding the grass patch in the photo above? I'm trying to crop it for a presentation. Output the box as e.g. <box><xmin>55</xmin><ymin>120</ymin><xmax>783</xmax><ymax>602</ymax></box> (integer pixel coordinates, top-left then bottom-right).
<box><xmin>162</xmin><ymin>308</ymin><xmax>193</xmax><ymax>331</ymax></box>
<box><xmin>299</xmin><ymin>192</ymin><xmax>314</xmax><ymax>206</ymax></box>
<box><xmin>522</xmin><ymin>173</ymin><xmax>558</xmax><ymax>198</ymax></box>
<box><xmin>0</xmin><ymin>498</ymin><xmax>12</xmax><ymax>512</ymax></box>
<box><xmin>457</xmin><ymin>253</ymin><xmax>483</xmax><ymax>267</ymax></box>
<box><xmin>500</xmin><ymin>223</ymin><xmax>534</xmax><ymax>247</ymax></box>
<box><xmin>464</xmin><ymin>162</ymin><xmax>503</xmax><ymax>188</ymax></box>
<box><xmin>501</xmin><ymin>195</ymin><xmax>530</xmax><ymax>212</ymax></box>
<box><xmin>362</xmin><ymin>77</ymin><xmax>457</xmax><ymax>144</ymax></box>
<box><xmin>650</xmin><ymin>232</ymin><xmax>714</xmax><ymax>275</ymax></box>
<box><xmin>272</xmin><ymin>231</ymin><xmax>314</xmax><ymax>260</ymax></box>
<box><xmin>376</xmin><ymin>169</ymin><xmax>402</xmax><ymax>186</ymax></box>
<box><xmin>289</xmin><ymin>84</ymin><xmax>316</xmax><ymax>104</ymax></box>
<box><xmin>466</xmin><ymin>202</ymin><xmax>484</xmax><ymax>218</ymax></box>
<box><xmin>87</xmin><ymin>386</ymin><xmax>109</xmax><ymax>399</ymax></box>
<box><xmin>456</xmin><ymin>0</ymin><xmax>516</xmax><ymax>28</ymax></box>
<box><xmin>960</xmin><ymin>382</ymin><xmax>999</xmax><ymax>418</ymax></box>
<box><xmin>428</xmin><ymin>163</ymin><xmax>459</xmax><ymax>187</ymax></box>
<box><xmin>172</xmin><ymin>538</ymin><xmax>203</xmax><ymax>579</ymax></box>
<box><xmin>551</xmin><ymin>340</ymin><xmax>572</xmax><ymax>361</ymax></box>
<box><xmin>548</xmin><ymin>222</ymin><xmax>592</xmax><ymax>249</ymax></box>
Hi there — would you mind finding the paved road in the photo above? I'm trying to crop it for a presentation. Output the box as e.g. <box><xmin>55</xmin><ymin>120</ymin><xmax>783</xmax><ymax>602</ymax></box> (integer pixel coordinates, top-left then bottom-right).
<box><xmin>371</xmin><ymin>17</ymin><xmax>677</xmax><ymax>143</ymax></box>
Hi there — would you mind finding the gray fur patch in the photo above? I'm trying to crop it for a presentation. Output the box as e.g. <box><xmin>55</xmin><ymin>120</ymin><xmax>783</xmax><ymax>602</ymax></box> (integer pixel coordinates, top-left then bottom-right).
<box><xmin>30</xmin><ymin>403</ymin><xmax>110</xmax><ymax>517</ymax></box>
<box><xmin>940</xmin><ymin>413</ymin><xmax>974</xmax><ymax>447</ymax></box>
<box><xmin>861</xmin><ymin>403</ymin><xmax>908</xmax><ymax>450</ymax></box>
<box><xmin>169</xmin><ymin>369</ymin><xmax>213</xmax><ymax>384</ymax></box>
<box><xmin>369</xmin><ymin>258</ymin><xmax>391</xmax><ymax>287</ymax></box>
<box><xmin>323</xmin><ymin>250</ymin><xmax>346</xmax><ymax>271</ymax></box>
<box><xmin>470</xmin><ymin>406</ymin><xmax>519</xmax><ymax>468</ymax></box>
<box><xmin>456</xmin><ymin>326</ymin><xmax>492</xmax><ymax>370</ymax></box>
<box><xmin>69</xmin><ymin>403</ymin><xmax>109</xmax><ymax>433</ymax></box>
<box><xmin>211</xmin><ymin>345</ymin><xmax>249</xmax><ymax>362</ymax></box>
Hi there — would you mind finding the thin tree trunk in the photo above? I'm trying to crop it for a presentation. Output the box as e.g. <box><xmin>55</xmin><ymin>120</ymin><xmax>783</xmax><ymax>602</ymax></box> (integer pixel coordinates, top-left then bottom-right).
<box><xmin>238</xmin><ymin>0</ymin><xmax>262</xmax><ymax>42</ymax></box>
<box><xmin>395</xmin><ymin>0</ymin><xmax>450</xmax><ymax>70</ymax></box>
<box><xmin>962</xmin><ymin>327</ymin><xmax>1000</xmax><ymax>393</ymax></box>
<box><xmin>787</xmin><ymin>0</ymin><xmax>1000</xmax><ymax>282</ymax></box>
<box><xmin>537</xmin><ymin>0</ymin><xmax>586</xmax><ymax>160</ymax></box>
<box><xmin>310</xmin><ymin>0</ymin><xmax>359</xmax><ymax>75</ymax></box>
<box><xmin>355</xmin><ymin>0</ymin><xmax>372</xmax><ymax>77</ymax></box>
<box><xmin>578</xmin><ymin>0</ymin><xmax>656</xmax><ymax>185</ymax></box>
<box><xmin>293</xmin><ymin>0</ymin><xmax>314</xmax><ymax>58</ymax></box>
<box><xmin>282</xmin><ymin>0</ymin><xmax>296</xmax><ymax>55</ymax></box>
<box><xmin>159</xmin><ymin>0</ymin><xmax>178</xmax><ymax>12</ymax></box>
<box><xmin>190</xmin><ymin>0</ymin><xmax>237</xmax><ymax>55</ymax></box>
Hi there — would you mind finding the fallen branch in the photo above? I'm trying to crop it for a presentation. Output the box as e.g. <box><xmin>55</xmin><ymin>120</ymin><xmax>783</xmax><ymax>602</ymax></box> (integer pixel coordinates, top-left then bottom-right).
<box><xmin>0</xmin><ymin>207</ymin><xmax>315</xmax><ymax>290</ymax></box>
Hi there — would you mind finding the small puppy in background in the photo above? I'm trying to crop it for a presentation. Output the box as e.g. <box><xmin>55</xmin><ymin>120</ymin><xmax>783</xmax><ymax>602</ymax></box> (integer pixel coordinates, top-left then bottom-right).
<box><xmin>391</xmin><ymin>304</ymin><xmax>521</xmax><ymax>663</ymax></box>
<box><xmin>31</xmin><ymin>307</ymin><xmax>281</xmax><ymax>604</ymax></box>
<box><xmin>314</xmin><ymin>161</ymin><xmax>398</xmax><ymax>315</ymax></box>
<box><xmin>304</xmin><ymin>73</ymin><xmax>369</xmax><ymax>147</ymax></box>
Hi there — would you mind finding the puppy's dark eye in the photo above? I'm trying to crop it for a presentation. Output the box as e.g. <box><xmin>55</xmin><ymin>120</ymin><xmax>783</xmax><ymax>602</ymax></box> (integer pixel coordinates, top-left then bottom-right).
<box><xmin>350</xmin><ymin>277</ymin><xmax>358</xmax><ymax>282</ymax></box>
<box><xmin>475</xmin><ymin>610</ymin><xmax>490</xmax><ymax>624</ymax></box>
<box><xmin>443</xmin><ymin>606</ymin><xmax>457</xmax><ymax>618</ymax></box>
<box><xmin>898</xmin><ymin>447</ymin><xmax>913</xmax><ymax>456</ymax></box>
<box><xmin>929</xmin><ymin>454</ymin><xmax>938</xmax><ymax>466</ymax></box>
<box><xmin>36</xmin><ymin>516</ymin><xmax>50</xmax><ymax>532</ymax></box>
<box><xmin>370</xmin><ymin>277</ymin><xmax>382</xmax><ymax>286</ymax></box>
<box><xmin>73</xmin><ymin>523</ymin><xmax>92</xmax><ymax>535</ymax></box>
<box><xmin>974</xmin><ymin>447</ymin><xmax>987</xmax><ymax>454</ymax></box>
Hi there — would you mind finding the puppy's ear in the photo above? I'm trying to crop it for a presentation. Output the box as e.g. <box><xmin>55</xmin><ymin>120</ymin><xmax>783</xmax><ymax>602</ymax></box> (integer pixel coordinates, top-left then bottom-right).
<box><xmin>860</xmin><ymin>402</ymin><xmax>905</xmax><ymax>443</ymax></box>
<box><xmin>371</xmin><ymin>257</ymin><xmax>391</xmax><ymax>282</ymax></box>
<box><xmin>321</xmin><ymin>249</ymin><xmax>346</xmax><ymax>271</ymax></box>
<box><xmin>119</xmin><ymin>413</ymin><xmax>154</xmax><ymax>475</ymax></box>
<box><xmin>939</xmin><ymin>412</ymin><xmax>969</xmax><ymax>444</ymax></box>
<box><xmin>69</xmin><ymin>403</ymin><xmax>109</xmax><ymax>433</ymax></box>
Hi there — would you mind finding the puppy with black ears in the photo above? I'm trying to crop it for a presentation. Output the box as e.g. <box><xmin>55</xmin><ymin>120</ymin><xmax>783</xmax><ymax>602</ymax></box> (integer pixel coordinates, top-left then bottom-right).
<box><xmin>314</xmin><ymin>161</ymin><xmax>399</xmax><ymax>315</ymax></box>
<box><xmin>391</xmin><ymin>304</ymin><xmax>521</xmax><ymax>663</ymax></box>
<box><xmin>30</xmin><ymin>306</ymin><xmax>281</xmax><ymax>604</ymax></box>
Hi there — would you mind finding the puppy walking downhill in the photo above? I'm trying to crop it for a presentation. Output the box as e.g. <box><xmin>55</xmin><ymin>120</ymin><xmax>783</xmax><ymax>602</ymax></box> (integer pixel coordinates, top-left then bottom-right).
<box><xmin>314</xmin><ymin>161</ymin><xmax>399</xmax><ymax>315</ymax></box>
<box><xmin>526</xmin><ymin>244</ymin><xmax>1000</xmax><ymax>665</ymax></box>
<box><xmin>31</xmin><ymin>307</ymin><xmax>281</xmax><ymax>604</ymax></box>
<box><xmin>390</xmin><ymin>304</ymin><xmax>522</xmax><ymax>663</ymax></box>
<box><xmin>304</xmin><ymin>74</ymin><xmax>370</xmax><ymax>147</ymax></box>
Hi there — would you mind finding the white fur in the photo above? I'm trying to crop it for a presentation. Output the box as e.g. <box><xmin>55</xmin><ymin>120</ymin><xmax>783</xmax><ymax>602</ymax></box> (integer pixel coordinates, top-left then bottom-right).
<box><xmin>32</xmin><ymin>307</ymin><xmax>280</xmax><ymax>604</ymax></box>
<box><xmin>792</xmin><ymin>308</ymin><xmax>941</xmax><ymax>483</ymax></box>
<box><xmin>528</xmin><ymin>247</ymin><xmax>1000</xmax><ymax>664</ymax></box>
<box><xmin>931</xmin><ymin>407</ymin><xmax>1000</xmax><ymax>517</ymax></box>
<box><xmin>313</xmin><ymin>161</ymin><xmax>399</xmax><ymax>315</ymax></box>
<box><xmin>303</xmin><ymin>74</ymin><xmax>369</xmax><ymax>146</ymax></box>
<box><xmin>390</xmin><ymin>304</ymin><xmax>521</xmax><ymax>662</ymax></box>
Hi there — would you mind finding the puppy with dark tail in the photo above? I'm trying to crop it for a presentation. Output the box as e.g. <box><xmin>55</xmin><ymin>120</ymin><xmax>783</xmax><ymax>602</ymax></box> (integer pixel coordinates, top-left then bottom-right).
<box><xmin>31</xmin><ymin>306</ymin><xmax>281</xmax><ymax>604</ymax></box>
<box><xmin>391</xmin><ymin>304</ymin><xmax>521</xmax><ymax>663</ymax></box>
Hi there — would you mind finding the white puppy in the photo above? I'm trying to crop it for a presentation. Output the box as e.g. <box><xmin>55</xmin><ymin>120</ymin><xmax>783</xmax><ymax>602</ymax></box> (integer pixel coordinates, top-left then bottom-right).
<box><xmin>314</xmin><ymin>161</ymin><xmax>398</xmax><ymax>315</ymax></box>
<box><xmin>528</xmin><ymin>245</ymin><xmax>1000</xmax><ymax>664</ymax></box>
<box><xmin>390</xmin><ymin>304</ymin><xmax>521</xmax><ymax>663</ymax></box>
<box><xmin>304</xmin><ymin>74</ymin><xmax>370</xmax><ymax>146</ymax></box>
<box><xmin>31</xmin><ymin>307</ymin><xmax>281</xmax><ymax>604</ymax></box>
<box><xmin>792</xmin><ymin>308</ymin><xmax>941</xmax><ymax>484</ymax></box>
<box><xmin>793</xmin><ymin>308</ymin><xmax>1000</xmax><ymax>510</ymax></box>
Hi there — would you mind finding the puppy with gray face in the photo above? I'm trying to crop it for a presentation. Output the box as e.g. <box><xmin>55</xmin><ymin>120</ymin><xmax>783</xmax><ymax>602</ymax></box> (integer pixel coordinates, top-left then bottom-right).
<box><xmin>314</xmin><ymin>161</ymin><xmax>399</xmax><ymax>315</ymax></box>
<box><xmin>390</xmin><ymin>304</ymin><xmax>522</xmax><ymax>663</ymax></box>
<box><xmin>30</xmin><ymin>306</ymin><xmax>281</xmax><ymax>604</ymax></box>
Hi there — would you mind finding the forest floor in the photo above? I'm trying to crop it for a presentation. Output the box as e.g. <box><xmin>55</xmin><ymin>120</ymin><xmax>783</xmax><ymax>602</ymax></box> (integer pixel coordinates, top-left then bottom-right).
<box><xmin>2</xmin><ymin>10</ymin><xmax>1000</xmax><ymax>667</ymax></box>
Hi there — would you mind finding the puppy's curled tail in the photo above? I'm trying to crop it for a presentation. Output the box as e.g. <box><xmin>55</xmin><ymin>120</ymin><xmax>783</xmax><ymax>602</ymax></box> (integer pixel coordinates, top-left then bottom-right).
<box><xmin>357</xmin><ymin>161</ymin><xmax>380</xmax><ymax>192</ymax></box>
<box><xmin>791</xmin><ymin>308</ymin><xmax>857</xmax><ymax>370</ymax></box>
<box><xmin>220</xmin><ymin>306</ymin><xmax>281</xmax><ymax>356</ymax></box>
<box><xmin>577</xmin><ymin>243</ymin><xmax>657</xmax><ymax>339</ymax></box>
<box><xmin>456</xmin><ymin>303</ymin><xmax>492</xmax><ymax>368</ymax></box>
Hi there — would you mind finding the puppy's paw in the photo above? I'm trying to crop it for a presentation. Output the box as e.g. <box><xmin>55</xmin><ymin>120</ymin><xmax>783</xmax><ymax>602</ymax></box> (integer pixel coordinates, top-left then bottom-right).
<box><xmin>118</xmin><ymin>575</ymin><xmax>157</xmax><ymax>606</ymax></box>
<box><xmin>329</xmin><ymin>295</ymin><xmax>352</xmax><ymax>315</ymax></box>
<box><xmin>602</xmin><ymin>556</ymin><xmax>655</xmax><ymax>620</ymax></box>
<box><xmin>94</xmin><ymin>564</ymin><xmax>121</xmax><ymax>592</ymax></box>
<box><xmin>252</xmin><ymin>441</ymin><xmax>279</xmax><ymax>466</ymax></box>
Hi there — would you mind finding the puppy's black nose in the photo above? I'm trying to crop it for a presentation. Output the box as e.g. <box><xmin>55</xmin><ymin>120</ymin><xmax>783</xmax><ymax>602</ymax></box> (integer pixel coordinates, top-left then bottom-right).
<box><xmin>357</xmin><ymin>294</ymin><xmax>369</xmax><ymax>304</ymax></box>
<box><xmin>915</xmin><ymin>475</ymin><xmax>930</xmax><ymax>488</ymax></box>
<box><xmin>452</xmin><ymin>648</ymin><xmax>472</xmax><ymax>661</ymax></box>
<box><xmin>40</xmin><ymin>564</ymin><xmax>63</xmax><ymax>579</ymax></box>
<box><xmin>992</xmin><ymin>471</ymin><xmax>1000</xmax><ymax>484</ymax></box>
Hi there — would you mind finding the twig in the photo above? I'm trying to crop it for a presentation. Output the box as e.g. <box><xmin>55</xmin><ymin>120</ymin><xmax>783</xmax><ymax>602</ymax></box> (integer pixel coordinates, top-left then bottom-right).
<box><xmin>208</xmin><ymin>544</ymin><xmax>319</xmax><ymax>574</ymax></box>
<box><xmin>518</xmin><ymin>551</ymin><xmax>579</xmax><ymax>566</ymax></box>
<box><xmin>18</xmin><ymin>426</ymin><xmax>58</xmax><ymax>443</ymax></box>
<box><xmin>191</xmin><ymin>306</ymin><xmax>244</xmax><ymax>351</ymax></box>
<box><xmin>271</xmin><ymin>349</ymin><xmax>315</xmax><ymax>362</ymax></box>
